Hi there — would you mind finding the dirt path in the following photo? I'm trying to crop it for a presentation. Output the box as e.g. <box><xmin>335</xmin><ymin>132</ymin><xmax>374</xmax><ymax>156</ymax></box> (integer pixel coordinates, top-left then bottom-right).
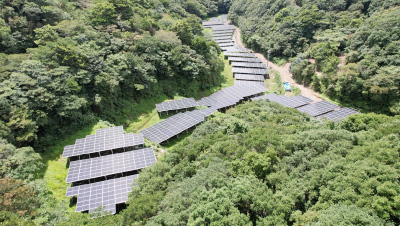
<box><xmin>233</xmin><ymin>28</ymin><xmax>322</xmax><ymax>101</ymax></box>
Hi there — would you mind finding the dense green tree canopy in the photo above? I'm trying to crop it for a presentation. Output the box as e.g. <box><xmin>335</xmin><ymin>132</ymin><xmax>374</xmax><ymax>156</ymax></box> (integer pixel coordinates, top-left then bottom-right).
<box><xmin>229</xmin><ymin>0</ymin><xmax>400</xmax><ymax>114</ymax></box>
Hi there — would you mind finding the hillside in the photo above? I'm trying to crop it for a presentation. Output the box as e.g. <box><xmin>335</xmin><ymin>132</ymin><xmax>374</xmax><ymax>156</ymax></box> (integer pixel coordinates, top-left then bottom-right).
<box><xmin>229</xmin><ymin>0</ymin><xmax>400</xmax><ymax>114</ymax></box>
<box><xmin>1</xmin><ymin>0</ymin><xmax>399</xmax><ymax>225</ymax></box>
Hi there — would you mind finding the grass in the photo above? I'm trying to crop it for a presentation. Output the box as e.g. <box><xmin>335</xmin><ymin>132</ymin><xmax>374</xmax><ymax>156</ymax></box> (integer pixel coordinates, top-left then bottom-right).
<box><xmin>40</xmin><ymin>53</ymin><xmax>234</xmax><ymax>203</ymax></box>
<box><xmin>40</xmin><ymin>124</ymin><xmax>96</xmax><ymax>202</ymax></box>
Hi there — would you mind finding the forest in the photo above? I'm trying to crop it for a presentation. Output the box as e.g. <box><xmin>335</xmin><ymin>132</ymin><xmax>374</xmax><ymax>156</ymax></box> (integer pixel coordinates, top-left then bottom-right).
<box><xmin>0</xmin><ymin>0</ymin><xmax>399</xmax><ymax>225</ymax></box>
<box><xmin>229</xmin><ymin>0</ymin><xmax>400</xmax><ymax>114</ymax></box>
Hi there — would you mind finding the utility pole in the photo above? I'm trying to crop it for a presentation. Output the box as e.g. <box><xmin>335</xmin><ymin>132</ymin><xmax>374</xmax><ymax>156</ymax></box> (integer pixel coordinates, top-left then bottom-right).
<box><xmin>267</xmin><ymin>50</ymin><xmax>271</xmax><ymax>69</ymax></box>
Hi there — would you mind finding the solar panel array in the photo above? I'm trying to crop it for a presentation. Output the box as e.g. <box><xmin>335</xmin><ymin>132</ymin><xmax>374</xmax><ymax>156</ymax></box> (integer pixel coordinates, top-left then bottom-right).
<box><xmin>156</xmin><ymin>98</ymin><xmax>197</xmax><ymax>113</ymax></box>
<box><xmin>235</xmin><ymin>74</ymin><xmax>265</xmax><ymax>81</ymax></box>
<box><xmin>218</xmin><ymin>42</ymin><xmax>235</xmax><ymax>47</ymax></box>
<box><xmin>231</xmin><ymin>62</ymin><xmax>267</xmax><ymax>68</ymax></box>
<box><xmin>63</xmin><ymin>126</ymin><xmax>158</xmax><ymax>215</ymax></box>
<box><xmin>140</xmin><ymin>109</ymin><xmax>214</xmax><ymax>144</ymax></box>
<box><xmin>234</xmin><ymin>80</ymin><xmax>265</xmax><ymax>87</ymax></box>
<box><xmin>215</xmin><ymin>39</ymin><xmax>234</xmax><ymax>44</ymax></box>
<box><xmin>232</xmin><ymin>67</ymin><xmax>269</xmax><ymax>75</ymax></box>
<box><xmin>212</xmin><ymin>31</ymin><xmax>234</xmax><ymax>36</ymax></box>
<box><xmin>318</xmin><ymin>107</ymin><xmax>359</xmax><ymax>120</ymax></box>
<box><xmin>211</xmin><ymin>25</ymin><xmax>235</xmax><ymax>30</ymax></box>
<box><xmin>63</xmin><ymin>129</ymin><xmax>144</xmax><ymax>158</ymax></box>
<box><xmin>66</xmin><ymin>175</ymin><xmax>139</xmax><ymax>214</ymax></box>
<box><xmin>228</xmin><ymin>57</ymin><xmax>262</xmax><ymax>63</ymax></box>
<box><xmin>212</xmin><ymin>36</ymin><xmax>233</xmax><ymax>40</ymax></box>
<box><xmin>223</xmin><ymin>47</ymin><xmax>251</xmax><ymax>53</ymax></box>
<box><xmin>197</xmin><ymin>84</ymin><xmax>267</xmax><ymax>109</ymax></box>
<box><xmin>251</xmin><ymin>93</ymin><xmax>313</xmax><ymax>108</ymax></box>
<box><xmin>297</xmin><ymin>100</ymin><xmax>339</xmax><ymax>117</ymax></box>
<box><xmin>66</xmin><ymin>147</ymin><xmax>156</xmax><ymax>183</ymax></box>
<box><xmin>203</xmin><ymin>22</ymin><xmax>224</xmax><ymax>27</ymax></box>
<box><xmin>224</xmin><ymin>52</ymin><xmax>256</xmax><ymax>58</ymax></box>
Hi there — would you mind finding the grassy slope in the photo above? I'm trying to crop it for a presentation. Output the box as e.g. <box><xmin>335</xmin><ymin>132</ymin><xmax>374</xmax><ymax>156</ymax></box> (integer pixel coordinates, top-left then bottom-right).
<box><xmin>41</xmin><ymin>53</ymin><xmax>233</xmax><ymax>203</ymax></box>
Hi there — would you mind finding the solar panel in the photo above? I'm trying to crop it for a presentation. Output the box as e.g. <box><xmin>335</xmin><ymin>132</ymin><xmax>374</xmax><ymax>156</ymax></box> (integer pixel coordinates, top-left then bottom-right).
<box><xmin>297</xmin><ymin>100</ymin><xmax>339</xmax><ymax>117</ymax></box>
<box><xmin>140</xmin><ymin>110</ymin><xmax>206</xmax><ymax>144</ymax></box>
<box><xmin>62</xmin><ymin>128</ymin><xmax>145</xmax><ymax>158</ymax></box>
<box><xmin>212</xmin><ymin>31</ymin><xmax>234</xmax><ymax>36</ymax></box>
<box><xmin>232</xmin><ymin>67</ymin><xmax>269</xmax><ymax>75</ymax></box>
<box><xmin>318</xmin><ymin>107</ymin><xmax>359</xmax><ymax>120</ymax></box>
<box><xmin>198</xmin><ymin>107</ymin><xmax>218</xmax><ymax>117</ymax></box>
<box><xmin>66</xmin><ymin>147</ymin><xmax>156</xmax><ymax>183</ymax></box>
<box><xmin>203</xmin><ymin>21</ymin><xmax>224</xmax><ymax>26</ymax></box>
<box><xmin>215</xmin><ymin>39</ymin><xmax>234</xmax><ymax>44</ymax></box>
<box><xmin>211</xmin><ymin>25</ymin><xmax>235</xmax><ymax>30</ymax></box>
<box><xmin>156</xmin><ymin>98</ymin><xmax>197</xmax><ymax>113</ymax></box>
<box><xmin>288</xmin><ymin>95</ymin><xmax>314</xmax><ymax>108</ymax></box>
<box><xmin>234</xmin><ymin>80</ymin><xmax>266</xmax><ymax>87</ymax></box>
<box><xmin>218</xmin><ymin>43</ymin><xmax>235</xmax><ymax>47</ymax></box>
<box><xmin>212</xmin><ymin>36</ymin><xmax>232</xmax><ymax>40</ymax></box>
<box><xmin>224</xmin><ymin>52</ymin><xmax>256</xmax><ymax>58</ymax></box>
<box><xmin>231</xmin><ymin>62</ymin><xmax>267</xmax><ymax>68</ymax></box>
<box><xmin>235</xmin><ymin>74</ymin><xmax>265</xmax><ymax>81</ymax></box>
<box><xmin>223</xmin><ymin>47</ymin><xmax>251</xmax><ymax>53</ymax></box>
<box><xmin>228</xmin><ymin>57</ymin><xmax>262</xmax><ymax>63</ymax></box>
<box><xmin>251</xmin><ymin>94</ymin><xmax>314</xmax><ymax>108</ymax></box>
<box><xmin>66</xmin><ymin>174</ymin><xmax>139</xmax><ymax>214</ymax></box>
<box><xmin>197</xmin><ymin>84</ymin><xmax>267</xmax><ymax>110</ymax></box>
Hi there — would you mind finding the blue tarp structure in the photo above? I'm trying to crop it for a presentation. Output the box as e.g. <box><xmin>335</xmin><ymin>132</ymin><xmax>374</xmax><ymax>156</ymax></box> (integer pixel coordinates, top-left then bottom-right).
<box><xmin>283</xmin><ymin>82</ymin><xmax>291</xmax><ymax>91</ymax></box>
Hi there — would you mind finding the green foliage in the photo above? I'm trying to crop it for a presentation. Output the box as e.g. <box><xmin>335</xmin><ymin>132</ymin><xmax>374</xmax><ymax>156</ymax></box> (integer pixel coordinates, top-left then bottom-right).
<box><xmin>0</xmin><ymin>139</ymin><xmax>43</xmax><ymax>180</ymax></box>
<box><xmin>0</xmin><ymin>177</ymin><xmax>40</xmax><ymax>217</ymax></box>
<box><xmin>121</xmin><ymin>101</ymin><xmax>400</xmax><ymax>225</ymax></box>
<box><xmin>90</xmin><ymin>2</ymin><xmax>118</xmax><ymax>26</ymax></box>
<box><xmin>229</xmin><ymin>1</ymin><xmax>400</xmax><ymax>113</ymax></box>
<box><xmin>309</xmin><ymin>42</ymin><xmax>340</xmax><ymax>74</ymax></box>
<box><xmin>273</xmin><ymin>71</ymin><xmax>285</xmax><ymax>95</ymax></box>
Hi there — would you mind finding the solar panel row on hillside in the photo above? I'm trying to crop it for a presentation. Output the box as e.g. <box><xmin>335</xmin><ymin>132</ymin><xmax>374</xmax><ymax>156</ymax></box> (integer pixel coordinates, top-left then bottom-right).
<box><xmin>223</xmin><ymin>47</ymin><xmax>251</xmax><ymax>53</ymax></box>
<box><xmin>218</xmin><ymin>43</ymin><xmax>235</xmax><ymax>47</ymax></box>
<box><xmin>63</xmin><ymin>132</ymin><xmax>144</xmax><ymax>158</ymax></box>
<box><xmin>212</xmin><ymin>33</ymin><xmax>234</xmax><ymax>38</ymax></box>
<box><xmin>224</xmin><ymin>52</ymin><xmax>256</xmax><ymax>58</ymax></box>
<box><xmin>235</xmin><ymin>74</ymin><xmax>265</xmax><ymax>81</ymax></box>
<box><xmin>232</xmin><ymin>67</ymin><xmax>269</xmax><ymax>75</ymax></box>
<box><xmin>140</xmin><ymin>109</ymin><xmax>214</xmax><ymax>144</ymax></box>
<box><xmin>297</xmin><ymin>100</ymin><xmax>339</xmax><ymax>117</ymax></box>
<box><xmin>212</xmin><ymin>36</ymin><xmax>233</xmax><ymax>40</ymax></box>
<box><xmin>251</xmin><ymin>93</ymin><xmax>313</xmax><ymax>108</ymax></box>
<box><xmin>211</xmin><ymin>25</ymin><xmax>235</xmax><ymax>30</ymax></box>
<box><xmin>197</xmin><ymin>85</ymin><xmax>266</xmax><ymax>109</ymax></box>
<box><xmin>318</xmin><ymin>107</ymin><xmax>359</xmax><ymax>120</ymax></box>
<box><xmin>228</xmin><ymin>57</ymin><xmax>262</xmax><ymax>63</ymax></box>
<box><xmin>66</xmin><ymin>175</ymin><xmax>139</xmax><ymax>214</ymax></box>
<box><xmin>66</xmin><ymin>147</ymin><xmax>156</xmax><ymax>183</ymax></box>
<box><xmin>156</xmin><ymin>98</ymin><xmax>197</xmax><ymax>113</ymax></box>
<box><xmin>234</xmin><ymin>80</ymin><xmax>265</xmax><ymax>87</ymax></box>
<box><xmin>215</xmin><ymin>40</ymin><xmax>234</xmax><ymax>44</ymax></box>
<box><xmin>231</xmin><ymin>62</ymin><xmax>267</xmax><ymax>68</ymax></box>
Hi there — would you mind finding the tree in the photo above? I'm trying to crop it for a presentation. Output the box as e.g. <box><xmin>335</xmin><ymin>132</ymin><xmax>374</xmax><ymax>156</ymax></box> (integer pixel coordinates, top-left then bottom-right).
<box><xmin>90</xmin><ymin>2</ymin><xmax>117</xmax><ymax>26</ymax></box>
<box><xmin>0</xmin><ymin>138</ymin><xmax>43</xmax><ymax>180</ymax></box>
<box><xmin>0</xmin><ymin>177</ymin><xmax>39</xmax><ymax>217</ymax></box>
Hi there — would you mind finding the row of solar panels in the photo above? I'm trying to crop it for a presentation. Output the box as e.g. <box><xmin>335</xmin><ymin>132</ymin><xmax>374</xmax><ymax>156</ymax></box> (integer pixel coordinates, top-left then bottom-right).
<box><xmin>156</xmin><ymin>97</ymin><xmax>197</xmax><ymax>113</ymax></box>
<box><xmin>140</xmin><ymin>108</ymin><xmax>217</xmax><ymax>144</ymax></box>
<box><xmin>251</xmin><ymin>93</ymin><xmax>359</xmax><ymax>120</ymax></box>
<box><xmin>63</xmin><ymin>126</ymin><xmax>144</xmax><ymax>159</ymax></box>
<box><xmin>63</xmin><ymin>126</ymin><xmax>157</xmax><ymax>215</ymax></box>
<box><xmin>140</xmin><ymin>18</ymin><xmax>268</xmax><ymax>145</ymax></box>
